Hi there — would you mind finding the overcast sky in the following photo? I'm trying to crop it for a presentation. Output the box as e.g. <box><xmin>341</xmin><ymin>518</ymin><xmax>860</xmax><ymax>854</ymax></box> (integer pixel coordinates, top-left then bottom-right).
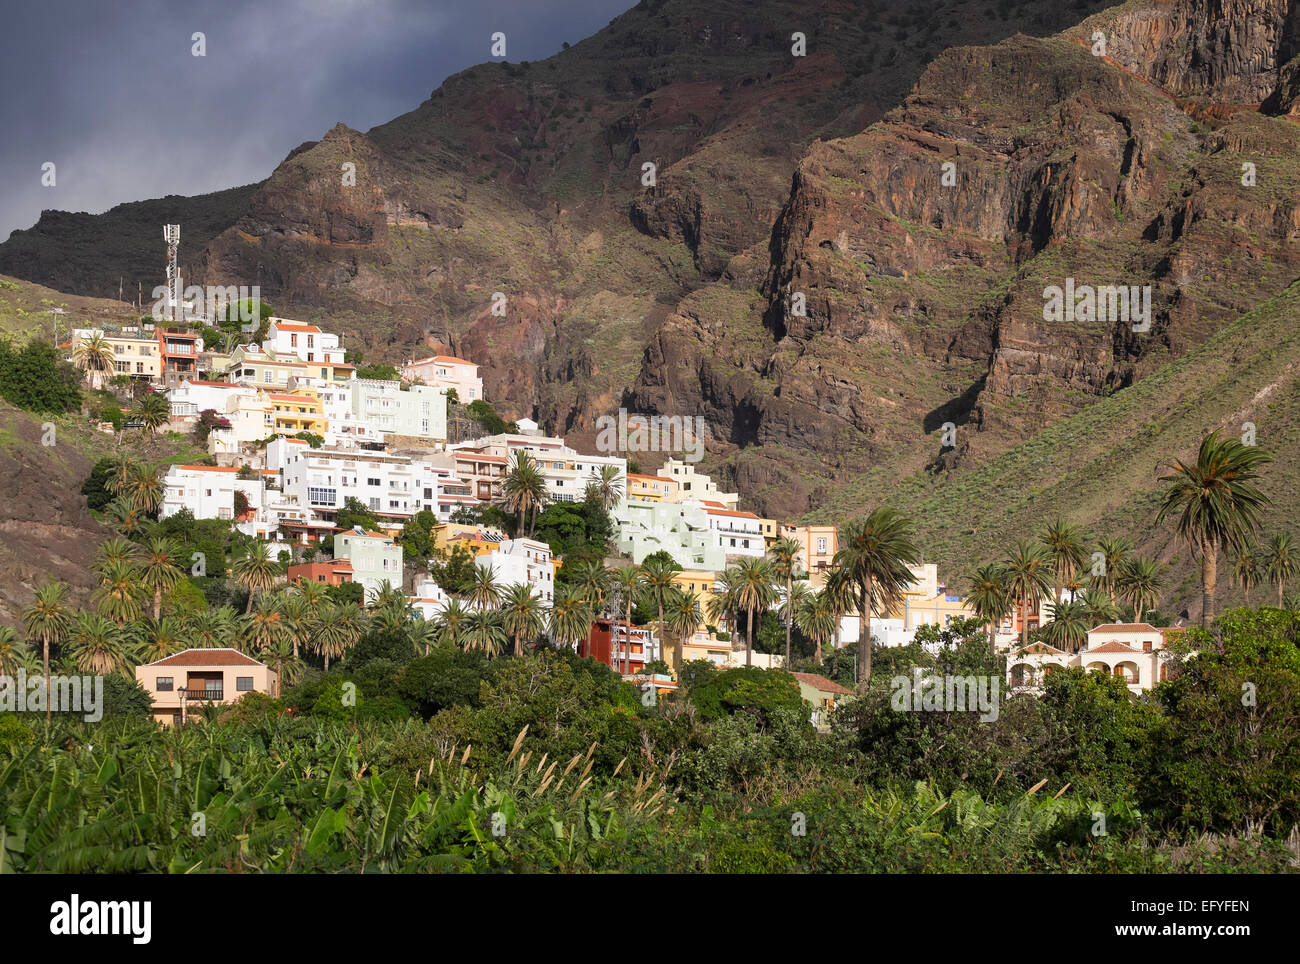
<box><xmin>0</xmin><ymin>0</ymin><xmax>633</xmax><ymax>239</ymax></box>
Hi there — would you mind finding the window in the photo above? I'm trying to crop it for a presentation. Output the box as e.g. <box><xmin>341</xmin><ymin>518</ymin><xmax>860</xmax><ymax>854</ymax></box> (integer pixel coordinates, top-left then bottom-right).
<box><xmin>367</xmin><ymin>478</ymin><xmax>381</xmax><ymax>487</ymax></box>
<box><xmin>308</xmin><ymin>487</ymin><xmax>337</xmax><ymax>505</ymax></box>
<box><xmin>236</xmin><ymin>677</ymin><xmax>254</xmax><ymax>692</ymax></box>
<box><xmin>156</xmin><ymin>677</ymin><xmax>173</xmax><ymax>691</ymax></box>
<box><xmin>115</xmin><ymin>361</ymin><xmax>130</xmax><ymax>373</ymax></box>
<box><xmin>290</xmin><ymin>334</ymin><xmax>298</xmax><ymax>347</ymax></box>
<box><xmin>817</xmin><ymin>537</ymin><xmax>827</xmax><ymax>554</ymax></box>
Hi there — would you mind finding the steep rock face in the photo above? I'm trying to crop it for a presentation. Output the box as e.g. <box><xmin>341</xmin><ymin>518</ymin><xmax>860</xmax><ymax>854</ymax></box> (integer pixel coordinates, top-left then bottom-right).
<box><xmin>634</xmin><ymin>0</ymin><xmax>1300</xmax><ymax>518</ymax></box>
<box><xmin>0</xmin><ymin>405</ymin><xmax>109</xmax><ymax>628</ymax></box>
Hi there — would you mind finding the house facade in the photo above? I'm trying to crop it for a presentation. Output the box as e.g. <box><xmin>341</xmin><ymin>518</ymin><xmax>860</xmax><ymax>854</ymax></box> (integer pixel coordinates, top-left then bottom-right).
<box><xmin>333</xmin><ymin>528</ymin><xmax>404</xmax><ymax>600</ymax></box>
<box><xmin>401</xmin><ymin>354</ymin><xmax>482</xmax><ymax>402</ymax></box>
<box><xmin>135</xmin><ymin>648</ymin><xmax>278</xmax><ymax>726</ymax></box>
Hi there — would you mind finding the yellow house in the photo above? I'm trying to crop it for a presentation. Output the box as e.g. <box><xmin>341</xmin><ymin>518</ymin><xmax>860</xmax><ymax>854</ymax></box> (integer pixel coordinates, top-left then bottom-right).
<box><xmin>626</xmin><ymin>473</ymin><xmax>679</xmax><ymax>503</ymax></box>
<box><xmin>436</xmin><ymin>523</ymin><xmax>502</xmax><ymax>559</ymax></box>
<box><xmin>782</xmin><ymin>524</ymin><xmax>838</xmax><ymax>577</ymax></box>
<box><xmin>106</xmin><ymin>334</ymin><xmax>162</xmax><ymax>380</ymax></box>
<box><xmin>672</xmin><ymin>569</ymin><xmax>721</xmax><ymax>632</ymax></box>
<box><xmin>680</xmin><ymin>631</ymin><xmax>733</xmax><ymax>666</ymax></box>
<box><xmin>269</xmin><ymin>388</ymin><xmax>325</xmax><ymax>434</ymax></box>
<box><xmin>756</xmin><ymin>518</ymin><xmax>780</xmax><ymax>548</ymax></box>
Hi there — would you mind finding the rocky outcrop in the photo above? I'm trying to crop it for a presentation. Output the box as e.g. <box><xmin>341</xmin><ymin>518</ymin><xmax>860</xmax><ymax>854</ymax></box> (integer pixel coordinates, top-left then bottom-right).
<box><xmin>633</xmin><ymin>0</ymin><xmax>1300</xmax><ymax>518</ymax></box>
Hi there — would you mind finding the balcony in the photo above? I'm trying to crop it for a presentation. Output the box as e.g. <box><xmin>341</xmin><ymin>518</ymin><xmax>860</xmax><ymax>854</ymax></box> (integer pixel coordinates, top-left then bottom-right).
<box><xmin>179</xmin><ymin>687</ymin><xmax>224</xmax><ymax>701</ymax></box>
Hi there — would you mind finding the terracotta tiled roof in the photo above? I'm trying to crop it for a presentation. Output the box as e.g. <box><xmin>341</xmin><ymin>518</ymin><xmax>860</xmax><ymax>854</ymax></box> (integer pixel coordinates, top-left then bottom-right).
<box><xmin>1090</xmin><ymin>623</ymin><xmax>1159</xmax><ymax>633</ymax></box>
<box><xmin>1016</xmin><ymin>642</ymin><xmax>1068</xmax><ymax>656</ymax></box>
<box><xmin>706</xmin><ymin>508</ymin><xmax>758</xmax><ymax>518</ymax></box>
<box><xmin>791</xmin><ymin>672</ymin><xmax>854</xmax><ymax>695</ymax></box>
<box><xmin>1086</xmin><ymin>641</ymin><xmax>1140</xmax><ymax>654</ymax></box>
<box><xmin>145</xmin><ymin>648</ymin><xmax>266</xmax><ymax>667</ymax></box>
<box><xmin>271</xmin><ymin>321</ymin><xmax>323</xmax><ymax>333</ymax></box>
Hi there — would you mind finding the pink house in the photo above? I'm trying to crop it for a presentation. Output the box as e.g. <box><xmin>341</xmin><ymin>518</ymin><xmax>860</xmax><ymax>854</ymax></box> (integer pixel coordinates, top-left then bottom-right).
<box><xmin>401</xmin><ymin>354</ymin><xmax>482</xmax><ymax>402</ymax></box>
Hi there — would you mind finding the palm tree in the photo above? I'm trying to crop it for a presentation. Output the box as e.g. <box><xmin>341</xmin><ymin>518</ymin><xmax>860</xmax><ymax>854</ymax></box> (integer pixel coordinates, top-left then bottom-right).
<box><xmin>433</xmin><ymin>599</ymin><xmax>471</xmax><ymax>650</ymax></box>
<box><xmin>373</xmin><ymin>580</ymin><xmax>407</xmax><ymax>612</ymax></box>
<box><xmin>568</xmin><ymin>560</ymin><xmax>610</xmax><ymax>614</ymax></box>
<box><xmin>768</xmin><ymin>536</ymin><xmax>804</xmax><ymax>668</ymax></box>
<box><xmin>94</xmin><ymin>537</ymin><xmax>139</xmax><ymax>577</ymax></box>
<box><xmin>244</xmin><ymin>596</ymin><xmax>287</xmax><ymax>656</ymax></box>
<box><xmin>262</xmin><ymin>637</ymin><xmax>305</xmax><ymax>690</ymax></box>
<box><xmin>663</xmin><ymin>586</ymin><xmax>703</xmax><ymax>673</ymax></box>
<box><xmin>123</xmin><ymin>465</ymin><xmax>165</xmax><ymax>515</ymax></box>
<box><xmin>1001</xmin><ymin>540</ymin><xmax>1054</xmax><ymax>650</ymax></box>
<box><xmin>795</xmin><ymin>589</ymin><xmax>838</xmax><ymax>666</ymax></box>
<box><xmin>0</xmin><ymin>626</ymin><xmax>28</xmax><ymax>679</ymax></box>
<box><xmin>232</xmin><ymin>541</ymin><xmax>280</xmax><ymax>613</ymax></box>
<box><xmin>94</xmin><ymin>557</ymin><xmax>144</xmax><ymax>626</ymax></box>
<box><xmin>67</xmin><ymin>612</ymin><xmax>135</xmax><ymax>675</ymax></box>
<box><xmin>822</xmin><ymin>567</ymin><xmax>855</xmax><ymax>654</ymax></box>
<box><xmin>73</xmin><ymin>333</ymin><xmax>117</xmax><ymax>388</ymax></box>
<box><xmin>834</xmin><ymin>508</ymin><xmax>922</xmax><ymax>691</ymax></box>
<box><xmin>1077</xmin><ymin>588</ymin><xmax>1122</xmax><ymax>626</ymax></box>
<box><xmin>311</xmin><ymin>604</ymin><xmax>349</xmax><ymax>671</ymax></box>
<box><xmin>131</xmin><ymin>391</ymin><xmax>171</xmax><ymax>450</ymax></box>
<box><xmin>279</xmin><ymin>592</ymin><xmax>314</xmax><ymax>659</ymax></box>
<box><xmin>293</xmin><ymin>578</ymin><xmax>329</xmax><ymax>609</ymax></box>
<box><xmin>584</xmin><ymin>464</ymin><xmax>624</xmax><ymax>512</ymax></box>
<box><xmin>732</xmin><ymin>556</ymin><xmax>778</xmax><ymax>669</ymax></box>
<box><xmin>1234</xmin><ymin>543</ymin><xmax>1261</xmax><ymax>607</ymax></box>
<box><xmin>547</xmin><ymin>584</ymin><xmax>593</xmax><ymax>653</ymax></box>
<box><xmin>1264</xmin><ymin>532</ymin><xmax>1296</xmax><ymax>608</ymax></box>
<box><xmin>1115</xmin><ymin>558</ymin><xmax>1162</xmax><ymax>623</ymax></box>
<box><xmin>104</xmin><ymin>498</ymin><xmax>146</xmax><ymax>537</ymax></box>
<box><xmin>965</xmin><ymin>563</ymin><xmax>1013</xmax><ymax>657</ymax></box>
<box><xmin>500</xmin><ymin>450</ymin><xmax>548</xmax><ymax>536</ymax></box>
<box><xmin>1156</xmin><ymin>432</ymin><xmax>1272</xmax><ymax>627</ymax></box>
<box><xmin>465</xmin><ymin>563</ymin><xmax>504</xmax><ymax>612</ymax></box>
<box><xmin>1042</xmin><ymin>598</ymin><xmax>1090</xmax><ymax>654</ymax></box>
<box><xmin>638</xmin><ymin>557</ymin><xmax>680</xmax><ymax>670</ymax></box>
<box><xmin>463</xmin><ymin>609</ymin><xmax>508</xmax><ymax>657</ymax></box>
<box><xmin>410</xmin><ymin>617</ymin><xmax>439</xmax><ymax>657</ymax></box>
<box><xmin>705</xmin><ymin>568</ymin><xmax>740</xmax><ymax>644</ymax></box>
<box><xmin>1041</xmin><ymin>518</ymin><xmax>1087</xmax><ymax>604</ymax></box>
<box><xmin>139</xmin><ymin>536</ymin><xmax>183</xmax><ymax>620</ymax></box>
<box><xmin>139</xmin><ymin>616</ymin><xmax>184</xmax><ymax>662</ymax></box>
<box><xmin>187</xmin><ymin>607</ymin><xmax>236</xmax><ymax>648</ymax></box>
<box><xmin>608</xmin><ymin>564</ymin><xmax>642</xmax><ymax>675</ymax></box>
<box><xmin>500</xmin><ymin>583</ymin><xmax>544</xmax><ymax>657</ymax></box>
<box><xmin>1093</xmin><ymin>536</ymin><xmax>1133</xmax><ymax>596</ymax></box>
<box><xmin>105</xmin><ymin>455</ymin><xmax>136</xmax><ymax>497</ymax></box>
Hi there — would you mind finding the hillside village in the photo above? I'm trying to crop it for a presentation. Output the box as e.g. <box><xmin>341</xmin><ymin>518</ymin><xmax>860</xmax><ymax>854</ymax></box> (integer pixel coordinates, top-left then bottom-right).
<box><xmin>51</xmin><ymin>238</ymin><xmax>1211</xmax><ymax>727</ymax></box>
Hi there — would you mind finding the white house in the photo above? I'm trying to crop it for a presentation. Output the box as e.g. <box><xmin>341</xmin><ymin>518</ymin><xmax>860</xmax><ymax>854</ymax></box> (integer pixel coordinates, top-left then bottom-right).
<box><xmin>612</xmin><ymin>499</ymin><xmax>725</xmax><ymax>570</ymax></box>
<box><xmin>264</xmin><ymin>318</ymin><xmax>346</xmax><ymax>366</ymax></box>
<box><xmin>660</xmin><ymin>458</ymin><xmax>739</xmax><ymax>509</ymax></box>
<box><xmin>160</xmin><ymin>464</ymin><xmax>268</xmax><ymax>522</ymax></box>
<box><xmin>272</xmin><ymin>438</ymin><xmax>419</xmax><ymax>520</ymax></box>
<box><xmin>1006</xmin><ymin>623</ymin><xmax>1184</xmax><ymax>695</ymax></box>
<box><xmin>351</xmin><ymin>379</ymin><xmax>448</xmax><ymax>445</ymax></box>
<box><xmin>702</xmin><ymin>505</ymin><xmax>764</xmax><ymax>557</ymax></box>
<box><xmin>476</xmin><ymin>538</ymin><xmax>556</xmax><ymax>606</ymax></box>
<box><xmin>452</xmin><ymin>431</ymin><xmax>626</xmax><ymax>505</ymax></box>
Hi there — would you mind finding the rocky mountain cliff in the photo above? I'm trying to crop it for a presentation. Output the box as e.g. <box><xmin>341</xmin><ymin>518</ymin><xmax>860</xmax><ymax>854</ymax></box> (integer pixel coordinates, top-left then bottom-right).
<box><xmin>633</xmin><ymin>0</ymin><xmax>1300</xmax><ymax>517</ymax></box>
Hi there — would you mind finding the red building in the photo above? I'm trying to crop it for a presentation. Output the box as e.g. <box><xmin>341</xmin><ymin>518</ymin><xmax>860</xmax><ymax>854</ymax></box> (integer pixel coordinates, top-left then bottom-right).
<box><xmin>581</xmin><ymin>618</ymin><xmax>656</xmax><ymax>674</ymax></box>
<box><xmin>287</xmin><ymin>559</ymin><xmax>353</xmax><ymax>586</ymax></box>
<box><xmin>158</xmin><ymin>328</ymin><xmax>201</xmax><ymax>382</ymax></box>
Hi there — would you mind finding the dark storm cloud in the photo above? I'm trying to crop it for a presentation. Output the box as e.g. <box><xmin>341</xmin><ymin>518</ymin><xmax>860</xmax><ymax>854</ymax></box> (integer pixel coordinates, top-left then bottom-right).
<box><xmin>0</xmin><ymin>0</ymin><xmax>633</xmax><ymax>238</ymax></box>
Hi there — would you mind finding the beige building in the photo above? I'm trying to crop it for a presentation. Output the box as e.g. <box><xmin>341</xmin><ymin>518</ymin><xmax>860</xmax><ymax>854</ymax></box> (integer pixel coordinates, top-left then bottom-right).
<box><xmin>136</xmin><ymin>648</ymin><xmax>279</xmax><ymax>726</ymax></box>
<box><xmin>626</xmin><ymin>473</ymin><xmax>679</xmax><ymax>503</ymax></box>
<box><xmin>782</xmin><ymin>524</ymin><xmax>838</xmax><ymax>576</ymax></box>
<box><xmin>401</xmin><ymin>354</ymin><xmax>482</xmax><ymax>402</ymax></box>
